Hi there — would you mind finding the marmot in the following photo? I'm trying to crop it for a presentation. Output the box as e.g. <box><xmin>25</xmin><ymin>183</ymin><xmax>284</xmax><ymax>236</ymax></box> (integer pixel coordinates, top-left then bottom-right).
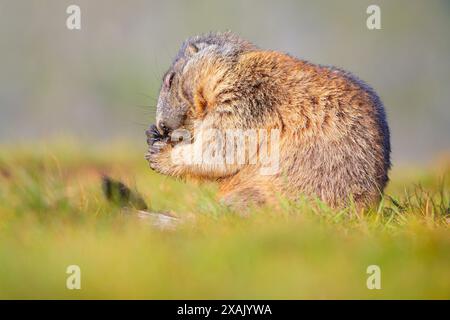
<box><xmin>145</xmin><ymin>32</ymin><xmax>391</xmax><ymax>209</ymax></box>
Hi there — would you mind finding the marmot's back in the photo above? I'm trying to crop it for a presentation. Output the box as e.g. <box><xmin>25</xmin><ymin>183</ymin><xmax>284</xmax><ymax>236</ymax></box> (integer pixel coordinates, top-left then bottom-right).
<box><xmin>277</xmin><ymin>56</ymin><xmax>391</xmax><ymax>207</ymax></box>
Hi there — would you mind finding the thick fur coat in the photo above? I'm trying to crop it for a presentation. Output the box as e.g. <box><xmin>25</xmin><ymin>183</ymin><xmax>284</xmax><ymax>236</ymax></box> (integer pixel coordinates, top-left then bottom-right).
<box><xmin>146</xmin><ymin>32</ymin><xmax>391</xmax><ymax>209</ymax></box>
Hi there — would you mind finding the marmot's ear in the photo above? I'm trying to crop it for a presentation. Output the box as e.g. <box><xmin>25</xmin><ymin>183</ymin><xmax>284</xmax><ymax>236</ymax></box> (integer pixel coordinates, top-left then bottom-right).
<box><xmin>185</xmin><ymin>42</ymin><xmax>210</xmax><ymax>57</ymax></box>
<box><xmin>185</xmin><ymin>43</ymin><xmax>199</xmax><ymax>56</ymax></box>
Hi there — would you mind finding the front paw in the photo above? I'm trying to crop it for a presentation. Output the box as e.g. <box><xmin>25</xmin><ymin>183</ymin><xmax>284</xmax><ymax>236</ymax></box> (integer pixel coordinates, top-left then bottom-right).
<box><xmin>148</xmin><ymin>140</ymin><xmax>167</xmax><ymax>156</ymax></box>
<box><xmin>145</xmin><ymin>140</ymin><xmax>171</xmax><ymax>173</ymax></box>
<box><xmin>146</xmin><ymin>124</ymin><xmax>168</xmax><ymax>146</ymax></box>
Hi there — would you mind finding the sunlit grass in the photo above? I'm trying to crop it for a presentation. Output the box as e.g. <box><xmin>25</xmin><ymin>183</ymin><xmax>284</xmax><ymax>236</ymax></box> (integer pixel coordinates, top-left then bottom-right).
<box><xmin>0</xmin><ymin>141</ymin><xmax>449</xmax><ymax>299</ymax></box>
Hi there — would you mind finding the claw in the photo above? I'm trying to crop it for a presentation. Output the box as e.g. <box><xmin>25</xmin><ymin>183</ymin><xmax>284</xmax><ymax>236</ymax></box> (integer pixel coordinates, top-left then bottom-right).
<box><xmin>146</xmin><ymin>124</ymin><xmax>165</xmax><ymax>146</ymax></box>
<box><xmin>149</xmin><ymin>141</ymin><xmax>166</xmax><ymax>154</ymax></box>
<box><xmin>146</xmin><ymin>125</ymin><xmax>160</xmax><ymax>137</ymax></box>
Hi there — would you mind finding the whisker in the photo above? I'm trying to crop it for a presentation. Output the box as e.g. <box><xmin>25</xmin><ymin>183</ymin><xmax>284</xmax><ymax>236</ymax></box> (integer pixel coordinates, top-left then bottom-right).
<box><xmin>134</xmin><ymin>105</ymin><xmax>157</xmax><ymax>109</ymax></box>
<box><xmin>137</xmin><ymin>92</ymin><xmax>158</xmax><ymax>101</ymax></box>
<box><xmin>132</xmin><ymin>121</ymin><xmax>150</xmax><ymax>127</ymax></box>
<box><xmin>131</xmin><ymin>105</ymin><xmax>157</xmax><ymax>114</ymax></box>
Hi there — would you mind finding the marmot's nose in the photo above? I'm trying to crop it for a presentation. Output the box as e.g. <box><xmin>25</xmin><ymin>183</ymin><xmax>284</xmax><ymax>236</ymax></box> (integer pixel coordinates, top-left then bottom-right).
<box><xmin>157</xmin><ymin>120</ymin><xmax>171</xmax><ymax>135</ymax></box>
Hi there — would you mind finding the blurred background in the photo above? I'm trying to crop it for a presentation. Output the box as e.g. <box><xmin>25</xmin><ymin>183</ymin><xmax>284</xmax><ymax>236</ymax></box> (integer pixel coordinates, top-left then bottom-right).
<box><xmin>0</xmin><ymin>0</ymin><xmax>449</xmax><ymax>165</ymax></box>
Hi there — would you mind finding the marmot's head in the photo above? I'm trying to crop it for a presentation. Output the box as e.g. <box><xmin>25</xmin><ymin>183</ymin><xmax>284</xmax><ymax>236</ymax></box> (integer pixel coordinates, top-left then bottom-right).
<box><xmin>154</xmin><ymin>32</ymin><xmax>256</xmax><ymax>134</ymax></box>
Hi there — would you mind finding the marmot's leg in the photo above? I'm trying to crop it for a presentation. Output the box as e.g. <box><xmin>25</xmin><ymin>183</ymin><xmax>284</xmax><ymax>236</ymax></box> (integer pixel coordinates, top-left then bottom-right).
<box><xmin>218</xmin><ymin>171</ymin><xmax>276</xmax><ymax>211</ymax></box>
<box><xmin>219</xmin><ymin>186</ymin><xmax>267</xmax><ymax>211</ymax></box>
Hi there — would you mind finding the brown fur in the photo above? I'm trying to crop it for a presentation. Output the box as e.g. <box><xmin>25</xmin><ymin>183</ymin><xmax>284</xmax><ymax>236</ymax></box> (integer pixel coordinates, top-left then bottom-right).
<box><xmin>146</xmin><ymin>32</ymin><xmax>391</xmax><ymax>210</ymax></box>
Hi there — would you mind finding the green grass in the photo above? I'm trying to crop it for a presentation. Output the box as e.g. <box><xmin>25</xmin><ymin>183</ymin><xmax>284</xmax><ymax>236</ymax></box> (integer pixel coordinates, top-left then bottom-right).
<box><xmin>0</xmin><ymin>141</ymin><xmax>449</xmax><ymax>299</ymax></box>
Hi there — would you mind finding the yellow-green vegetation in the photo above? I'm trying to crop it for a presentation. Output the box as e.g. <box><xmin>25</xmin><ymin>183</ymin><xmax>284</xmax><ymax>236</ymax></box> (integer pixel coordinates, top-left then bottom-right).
<box><xmin>0</xmin><ymin>141</ymin><xmax>449</xmax><ymax>299</ymax></box>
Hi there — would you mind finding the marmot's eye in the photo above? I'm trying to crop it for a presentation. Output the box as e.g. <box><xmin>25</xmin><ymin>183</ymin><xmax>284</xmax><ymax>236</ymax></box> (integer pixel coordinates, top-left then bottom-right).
<box><xmin>164</xmin><ymin>72</ymin><xmax>175</xmax><ymax>89</ymax></box>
